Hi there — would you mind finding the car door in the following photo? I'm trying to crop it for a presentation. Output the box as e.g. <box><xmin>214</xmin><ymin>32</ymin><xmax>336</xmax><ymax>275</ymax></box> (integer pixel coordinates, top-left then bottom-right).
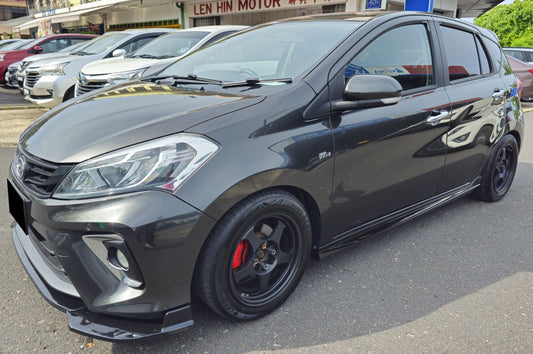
<box><xmin>434</xmin><ymin>21</ymin><xmax>512</xmax><ymax>193</ymax></box>
<box><xmin>328</xmin><ymin>18</ymin><xmax>451</xmax><ymax>238</ymax></box>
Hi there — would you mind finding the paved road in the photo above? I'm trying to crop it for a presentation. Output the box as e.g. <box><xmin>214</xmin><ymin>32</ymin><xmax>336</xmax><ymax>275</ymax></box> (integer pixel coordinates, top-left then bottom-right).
<box><xmin>0</xmin><ymin>112</ymin><xmax>532</xmax><ymax>353</ymax></box>
<box><xmin>0</xmin><ymin>86</ymin><xmax>29</xmax><ymax>108</ymax></box>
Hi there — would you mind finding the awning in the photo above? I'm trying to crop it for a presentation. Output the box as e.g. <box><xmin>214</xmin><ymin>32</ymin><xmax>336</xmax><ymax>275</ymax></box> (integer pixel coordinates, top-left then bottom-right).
<box><xmin>14</xmin><ymin>5</ymin><xmax>112</xmax><ymax>31</ymax></box>
<box><xmin>49</xmin><ymin>5</ymin><xmax>113</xmax><ymax>24</ymax></box>
<box><xmin>2</xmin><ymin>15</ymin><xmax>33</xmax><ymax>27</ymax></box>
<box><xmin>15</xmin><ymin>17</ymin><xmax>43</xmax><ymax>31</ymax></box>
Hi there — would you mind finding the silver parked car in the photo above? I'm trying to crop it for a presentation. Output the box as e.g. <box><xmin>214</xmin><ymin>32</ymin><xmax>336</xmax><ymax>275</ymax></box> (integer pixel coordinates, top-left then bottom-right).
<box><xmin>75</xmin><ymin>26</ymin><xmax>247</xmax><ymax>96</ymax></box>
<box><xmin>14</xmin><ymin>40</ymin><xmax>97</xmax><ymax>89</ymax></box>
<box><xmin>24</xmin><ymin>29</ymin><xmax>175</xmax><ymax>108</ymax></box>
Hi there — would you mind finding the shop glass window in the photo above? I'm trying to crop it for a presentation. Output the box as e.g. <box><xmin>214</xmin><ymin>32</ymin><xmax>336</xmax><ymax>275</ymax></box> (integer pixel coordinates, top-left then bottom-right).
<box><xmin>345</xmin><ymin>24</ymin><xmax>434</xmax><ymax>90</ymax></box>
<box><xmin>440</xmin><ymin>26</ymin><xmax>481</xmax><ymax>81</ymax></box>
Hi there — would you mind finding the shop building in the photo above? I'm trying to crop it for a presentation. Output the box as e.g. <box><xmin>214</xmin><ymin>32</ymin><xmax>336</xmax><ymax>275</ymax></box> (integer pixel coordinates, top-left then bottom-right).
<box><xmin>9</xmin><ymin>0</ymin><xmax>501</xmax><ymax>37</ymax></box>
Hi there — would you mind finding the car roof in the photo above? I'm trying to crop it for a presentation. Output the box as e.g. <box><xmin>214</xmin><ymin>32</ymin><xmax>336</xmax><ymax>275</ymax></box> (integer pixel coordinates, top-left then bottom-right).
<box><xmin>277</xmin><ymin>11</ymin><xmax>499</xmax><ymax>42</ymax></box>
<box><xmin>123</xmin><ymin>28</ymin><xmax>178</xmax><ymax>33</ymax></box>
<box><xmin>181</xmin><ymin>25</ymin><xmax>248</xmax><ymax>33</ymax></box>
<box><xmin>504</xmin><ymin>47</ymin><xmax>533</xmax><ymax>50</ymax></box>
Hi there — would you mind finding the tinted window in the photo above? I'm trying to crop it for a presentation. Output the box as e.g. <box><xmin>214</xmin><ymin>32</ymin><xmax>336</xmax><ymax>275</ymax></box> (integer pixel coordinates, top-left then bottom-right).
<box><xmin>119</xmin><ymin>36</ymin><xmax>158</xmax><ymax>54</ymax></box>
<box><xmin>201</xmin><ymin>31</ymin><xmax>236</xmax><ymax>48</ymax></box>
<box><xmin>345</xmin><ymin>24</ymin><xmax>434</xmax><ymax>90</ymax></box>
<box><xmin>39</xmin><ymin>38</ymin><xmax>69</xmax><ymax>52</ymax></box>
<box><xmin>475</xmin><ymin>37</ymin><xmax>490</xmax><ymax>74</ymax></box>
<box><xmin>440</xmin><ymin>26</ymin><xmax>481</xmax><ymax>81</ymax></box>
<box><xmin>486</xmin><ymin>40</ymin><xmax>503</xmax><ymax>73</ymax></box>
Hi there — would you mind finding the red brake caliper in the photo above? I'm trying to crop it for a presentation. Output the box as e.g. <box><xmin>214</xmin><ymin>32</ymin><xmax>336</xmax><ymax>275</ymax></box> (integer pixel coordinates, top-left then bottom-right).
<box><xmin>232</xmin><ymin>239</ymin><xmax>249</xmax><ymax>270</ymax></box>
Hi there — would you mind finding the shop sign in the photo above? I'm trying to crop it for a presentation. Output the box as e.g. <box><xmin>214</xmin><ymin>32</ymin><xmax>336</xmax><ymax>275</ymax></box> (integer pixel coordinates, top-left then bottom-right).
<box><xmin>189</xmin><ymin>0</ymin><xmax>343</xmax><ymax>17</ymax></box>
<box><xmin>365</xmin><ymin>0</ymin><xmax>386</xmax><ymax>10</ymax></box>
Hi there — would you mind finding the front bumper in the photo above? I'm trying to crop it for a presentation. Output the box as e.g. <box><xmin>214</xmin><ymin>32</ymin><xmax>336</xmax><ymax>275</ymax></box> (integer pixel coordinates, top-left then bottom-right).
<box><xmin>8</xmin><ymin>173</ymin><xmax>217</xmax><ymax>340</ymax></box>
<box><xmin>13</xmin><ymin>225</ymin><xmax>194</xmax><ymax>340</ymax></box>
<box><xmin>24</xmin><ymin>74</ymin><xmax>75</xmax><ymax>108</ymax></box>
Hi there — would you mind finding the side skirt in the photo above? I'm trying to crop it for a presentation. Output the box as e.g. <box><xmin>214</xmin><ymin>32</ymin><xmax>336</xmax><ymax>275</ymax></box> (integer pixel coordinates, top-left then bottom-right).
<box><xmin>317</xmin><ymin>179</ymin><xmax>481</xmax><ymax>257</ymax></box>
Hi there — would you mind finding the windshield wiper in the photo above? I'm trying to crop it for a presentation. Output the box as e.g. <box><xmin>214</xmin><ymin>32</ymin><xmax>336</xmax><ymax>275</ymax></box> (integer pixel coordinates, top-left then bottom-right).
<box><xmin>73</xmin><ymin>51</ymin><xmax>90</xmax><ymax>56</ymax></box>
<box><xmin>137</xmin><ymin>54</ymin><xmax>157</xmax><ymax>59</ymax></box>
<box><xmin>172</xmin><ymin>74</ymin><xmax>222</xmax><ymax>85</ymax></box>
<box><xmin>222</xmin><ymin>78</ymin><xmax>292</xmax><ymax>88</ymax></box>
<box><xmin>144</xmin><ymin>73</ymin><xmax>222</xmax><ymax>85</ymax></box>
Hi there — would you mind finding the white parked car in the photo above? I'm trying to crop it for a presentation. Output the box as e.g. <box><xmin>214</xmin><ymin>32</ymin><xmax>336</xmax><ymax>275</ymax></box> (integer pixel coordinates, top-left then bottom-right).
<box><xmin>12</xmin><ymin>40</ymin><xmax>96</xmax><ymax>90</ymax></box>
<box><xmin>75</xmin><ymin>26</ymin><xmax>247</xmax><ymax>96</ymax></box>
<box><xmin>24</xmin><ymin>29</ymin><xmax>175</xmax><ymax>108</ymax></box>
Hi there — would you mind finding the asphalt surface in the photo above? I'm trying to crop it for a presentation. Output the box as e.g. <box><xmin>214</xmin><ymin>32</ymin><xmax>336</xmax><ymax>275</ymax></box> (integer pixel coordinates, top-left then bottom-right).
<box><xmin>0</xmin><ymin>90</ymin><xmax>532</xmax><ymax>352</ymax></box>
<box><xmin>0</xmin><ymin>86</ymin><xmax>30</xmax><ymax>108</ymax></box>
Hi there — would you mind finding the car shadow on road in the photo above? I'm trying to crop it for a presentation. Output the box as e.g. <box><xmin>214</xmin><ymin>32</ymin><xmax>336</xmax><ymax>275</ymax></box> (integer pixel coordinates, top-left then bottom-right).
<box><xmin>109</xmin><ymin>161</ymin><xmax>533</xmax><ymax>353</ymax></box>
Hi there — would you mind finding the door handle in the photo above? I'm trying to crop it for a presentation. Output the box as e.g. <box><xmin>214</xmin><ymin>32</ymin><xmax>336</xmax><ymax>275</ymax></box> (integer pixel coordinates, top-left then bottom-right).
<box><xmin>426</xmin><ymin>111</ymin><xmax>449</xmax><ymax>126</ymax></box>
<box><xmin>492</xmin><ymin>89</ymin><xmax>505</xmax><ymax>99</ymax></box>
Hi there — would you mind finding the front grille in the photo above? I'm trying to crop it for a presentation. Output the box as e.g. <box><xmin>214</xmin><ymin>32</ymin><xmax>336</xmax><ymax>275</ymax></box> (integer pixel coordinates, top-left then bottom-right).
<box><xmin>76</xmin><ymin>80</ymin><xmax>107</xmax><ymax>96</ymax></box>
<box><xmin>13</xmin><ymin>148</ymin><xmax>73</xmax><ymax>198</ymax></box>
<box><xmin>25</xmin><ymin>72</ymin><xmax>41</xmax><ymax>88</ymax></box>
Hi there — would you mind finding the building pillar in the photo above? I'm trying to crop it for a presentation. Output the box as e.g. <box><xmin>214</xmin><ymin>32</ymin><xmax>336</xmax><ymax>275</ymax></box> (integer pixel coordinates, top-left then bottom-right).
<box><xmin>346</xmin><ymin>0</ymin><xmax>360</xmax><ymax>11</ymax></box>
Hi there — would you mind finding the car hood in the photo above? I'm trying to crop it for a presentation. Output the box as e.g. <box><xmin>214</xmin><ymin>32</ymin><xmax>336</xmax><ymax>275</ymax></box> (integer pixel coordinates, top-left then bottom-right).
<box><xmin>24</xmin><ymin>51</ymin><xmax>73</xmax><ymax>64</ymax></box>
<box><xmin>20</xmin><ymin>82</ymin><xmax>263</xmax><ymax>163</ymax></box>
<box><xmin>27</xmin><ymin>53</ymin><xmax>99</xmax><ymax>69</ymax></box>
<box><xmin>81</xmin><ymin>57</ymin><xmax>161</xmax><ymax>75</ymax></box>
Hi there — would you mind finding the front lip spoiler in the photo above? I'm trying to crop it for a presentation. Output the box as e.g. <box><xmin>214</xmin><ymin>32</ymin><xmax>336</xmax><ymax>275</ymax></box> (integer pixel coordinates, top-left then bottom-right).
<box><xmin>12</xmin><ymin>227</ymin><xmax>194</xmax><ymax>341</ymax></box>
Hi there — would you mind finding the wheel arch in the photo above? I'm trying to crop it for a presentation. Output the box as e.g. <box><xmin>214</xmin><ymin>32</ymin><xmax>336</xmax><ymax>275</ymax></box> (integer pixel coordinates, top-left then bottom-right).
<box><xmin>508</xmin><ymin>129</ymin><xmax>521</xmax><ymax>151</ymax></box>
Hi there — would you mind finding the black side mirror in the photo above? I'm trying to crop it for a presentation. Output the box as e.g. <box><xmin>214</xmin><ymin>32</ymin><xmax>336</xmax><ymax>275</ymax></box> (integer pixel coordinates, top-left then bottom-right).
<box><xmin>332</xmin><ymin>75</ymin><xmax>402</xmax><ymax>111</ymax></box>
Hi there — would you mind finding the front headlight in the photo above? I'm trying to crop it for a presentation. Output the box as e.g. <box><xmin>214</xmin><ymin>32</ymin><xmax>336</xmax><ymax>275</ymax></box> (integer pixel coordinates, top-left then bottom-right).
<box><xmin>0</xmin><ymin>54</ymin><xmax>5</xmax><ymax>61</ymax></box>
<box><xmin>53</xmin><ymin>134</ymin><xmax>219</xmax><ymax>199</ymax></box>
<box><xmin>107</xmin><ymin>69</ymin><xmax>145</xmax><ymax>86</ymax></box>
<box><xmin>39</xmin><ymin>62</ymin><xmax>68</xmax><ymax>76</ymax></box>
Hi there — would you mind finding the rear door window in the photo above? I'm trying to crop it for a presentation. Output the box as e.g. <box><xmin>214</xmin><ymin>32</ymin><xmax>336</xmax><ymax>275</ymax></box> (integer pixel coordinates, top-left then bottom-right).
<box><xmin>440</xmin><ymin>26</ymin><xmax>482</xmax><ymax>81</ymax></box>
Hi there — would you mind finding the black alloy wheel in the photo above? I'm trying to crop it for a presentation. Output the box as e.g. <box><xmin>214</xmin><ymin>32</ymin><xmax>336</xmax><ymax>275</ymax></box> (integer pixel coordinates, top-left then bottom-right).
<box><xmin>474</xmin><ymin>134</ymin><xmax>519</xmax><ymax>202</ymax></box>
<box><xmin>194</xmin><ymin>190</ymin><xmax>311</xmax><ymax>320</ymax></box>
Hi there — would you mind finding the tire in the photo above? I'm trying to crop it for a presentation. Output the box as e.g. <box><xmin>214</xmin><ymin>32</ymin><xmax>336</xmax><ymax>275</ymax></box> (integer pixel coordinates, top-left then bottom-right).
<box><xmin>473</xmin><ymin>134</ymin><xmax>518</xmax><ymax>202</ymax></box>
<box><xmin>194</xmin><ymin>190</ymin><xmax>312</xmax><ymax>320</ymax></box>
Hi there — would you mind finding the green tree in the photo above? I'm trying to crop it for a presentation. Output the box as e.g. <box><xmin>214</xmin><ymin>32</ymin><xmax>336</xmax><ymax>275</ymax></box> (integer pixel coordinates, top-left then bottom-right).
<box><xmin>474</xmin><ymin>0</ymin><xmax>533</xmax><ymax>47</ymax></box>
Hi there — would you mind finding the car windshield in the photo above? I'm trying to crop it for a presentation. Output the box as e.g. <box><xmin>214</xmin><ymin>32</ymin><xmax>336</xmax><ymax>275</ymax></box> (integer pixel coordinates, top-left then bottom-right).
<box><xmin>158</xmin><ymin>20</ymin><xmax>362</xmax><ymax>82</ymax></box>
<box><xmin>73</xmin><ymin>32</ymin><xmax>129</xmax><ymax>55</ymax></box>
<box><xmin>131</xmin><ymin>31</ymin><xmax>208</xmax><ymax>59</ymax></box>
<box><xmin>18</xmin><ymin>38</ymin><xmax>44</xmax><ymax>50</ymax></box>
<box><xmin>58</xmin><ymin>40</ymin><xmax>90</xmax><ymax>53</ymax></box>
<box><xmin>0</xmin><ymin>40</ymin><xmax>31</xmax><ymax>51</ymax></box>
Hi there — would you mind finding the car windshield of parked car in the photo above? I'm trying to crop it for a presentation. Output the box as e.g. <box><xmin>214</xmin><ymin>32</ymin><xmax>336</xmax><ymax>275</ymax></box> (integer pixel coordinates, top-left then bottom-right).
<box><xmin>0</xmin><ymin>40</ymin><xmax>31</xmax><ymax>52</ymax></box>
<box><xmin>130</xmin><ymin>31</ymin><xmax>208</xmax><ymax>59</ymax></box>
<box><xmin>158</xmin><ymin>20</ymin><xmax>362</xmax><ymax>82</ymax></box>
<box><xmin>58</xmin><ymin>40</ymin><xmax>90</xmax><ymax>53</ymax></box>
<box><xmin>72</xmin><ymin>33</ymin><xmax>129</xmax><ymax>55</ymax></box>
<box><xmin>18</xmin><ymin>38</ymin><xmax>43</xmax><ymax>50</ymax></box>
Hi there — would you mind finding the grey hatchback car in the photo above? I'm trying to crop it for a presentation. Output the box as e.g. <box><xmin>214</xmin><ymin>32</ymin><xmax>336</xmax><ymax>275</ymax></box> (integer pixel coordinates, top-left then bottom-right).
<box><xmin>8</xmin><ymin>12</ymin><xmax>523</xmax><ymax>341</ymax></box>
